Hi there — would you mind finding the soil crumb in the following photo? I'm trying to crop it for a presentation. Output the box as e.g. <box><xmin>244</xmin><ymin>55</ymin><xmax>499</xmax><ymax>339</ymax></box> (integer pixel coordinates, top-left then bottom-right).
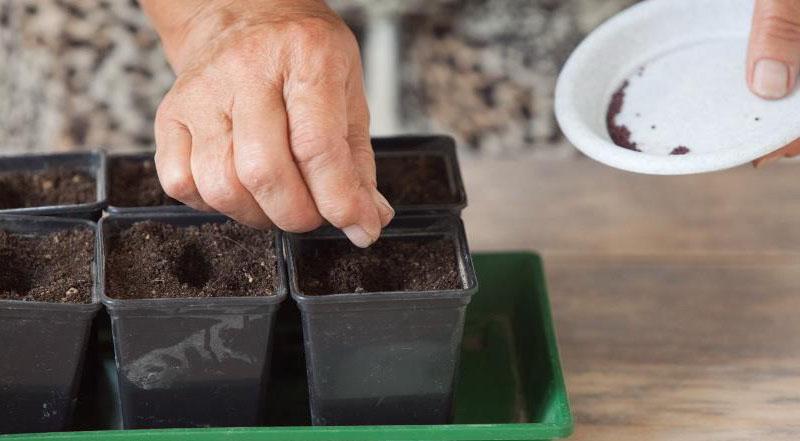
<box><xmin>106</xmin><ymin>221</ymin><xmax>277</xmax><ymax>299</ymax></box>
<box><xmin>670</xmin><ymin>146</ymin><xmax>690</xmax><ymax>155</ymax></box>
<box><xmin>0</xmin><ymin>167</ymin><xmax>95</xmax><ymax>209</ymax></box>
<box><xmin>298</xmin><ymin>236</ymin><xmax>462</xmax><ymax>295</ymax></box>
<box><xmin>109</xmin><ymin>157</ymin><xmax>179</xmax><ymax>207</ymax></box>
<box><xmin>0</xmin><ymin>228</ymin><xmax>94</xmax><ymax>303</ymax></box>
<box><xmin>606</xmin><ymin>80</ymin><xmax>640</xmax><ymax>152</ymax></box>
<box><xmin>377</xmin><ymin>155</ymin><xmax>455</xmax><ymax>205</ymax></box>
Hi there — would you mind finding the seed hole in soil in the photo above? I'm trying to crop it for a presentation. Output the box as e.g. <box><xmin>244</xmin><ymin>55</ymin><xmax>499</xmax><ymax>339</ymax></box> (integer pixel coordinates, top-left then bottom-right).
<box><xmin>0</xmin><ymin>167</ymin><xmax>95</xmax><ymax>209</ymax></box>
<box><xmin>298</xmin><ymin>236</ymin><xmax>462</xmax><ymax>295</ymax></box>
<box><xmin>0</xmin><ymin>251</ymin><xmax>33</xmax><ymax>295</ymax></box>
<box><xmin>0</xmin><ymin>228</ymin><xmax>94</xmax><ymax>303</ymax></box>
<box><xmin>376</xmin><ymin>155</ymin><xmax>456</xmax><ymax>205</ymax></box>
<box><xmin>0</xmin><ymin>182</ymin><xmax>24</xmax><ymax>209</ymax></box>
<box><xmin>107</xmin><ymin>221</ymin><xmax>277</xmax><ymax>299</ymax></box>
<box><xmin>174</xmin><ymin>242</ymin><xmax>212</xmax><ymax>288</ymax></box>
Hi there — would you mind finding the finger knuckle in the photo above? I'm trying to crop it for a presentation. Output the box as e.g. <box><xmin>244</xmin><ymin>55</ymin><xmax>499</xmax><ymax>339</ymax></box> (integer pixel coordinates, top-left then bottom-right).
<box><xmin>287</xmin><ymin>17</ymin><xmax>337</xmax><ymax>46</ymax></box>
<box><xmin>236</xmin><ymin>154</ymin><xmax>280</xmax><ymax>194</ymax></box>
<box><xmin>158</xmin><ymin>167</ymin><xmax>195</xmax><ymax>201</ymax></box>
<box><xmin>273</xmin><ymin>209</ymin><xmax>323</xmax><ymax>233</ymax></box>
<box><xmin>292</xmin><ymin>134</ymin><xmax>347</xmax><ymax>168</ymax></box>
<box><xmin>195</xmin><ymin>175</ymin><xmax>238</xmax><ymax>210</ymax></box>
<box><xmin>316</xmin><ymin>195</ymin><xmax>359</xmax><ymax>227</ymax></box>
<box><xmin>761</xmin><ymin>14</ymin><xmax>800</xmax><ymax>43</ymax></box>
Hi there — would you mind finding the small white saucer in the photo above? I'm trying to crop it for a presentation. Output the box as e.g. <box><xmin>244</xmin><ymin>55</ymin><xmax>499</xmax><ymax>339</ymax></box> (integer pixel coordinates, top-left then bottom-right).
<box><xmin>555</xmin><ymin>0</ymin><xmax>800</xmax><ymax>175</ymax></box>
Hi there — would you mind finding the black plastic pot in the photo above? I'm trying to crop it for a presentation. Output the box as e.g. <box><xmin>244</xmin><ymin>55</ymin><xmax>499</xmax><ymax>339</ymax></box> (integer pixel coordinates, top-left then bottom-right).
<box><xmin>0</xmin><ymin>215</ymin><xmax>101</xmax><ymax>434</ymax></box>
<box><xmin>105</xmin><ymin>152</ymin><xmax>190</xmax><ymax>214</ymax></box>
<box><xmin>286</xmin><ymin>215</ymin><xmax>479</xmax><ymax>425</ymax></box>
<box><xmin>373</xmin><ymin>135</ymin><xmax>467</xmax><ymax>214</ymax></box>
<box><xmin>98</xmin><ymin>212</ymin><xmax>287</xmax><ymax>429</ymax></box>
<box><xmin>0</xmin><ymin>151</ymin><xmax>106</xmax><ymax>220</ymax></box>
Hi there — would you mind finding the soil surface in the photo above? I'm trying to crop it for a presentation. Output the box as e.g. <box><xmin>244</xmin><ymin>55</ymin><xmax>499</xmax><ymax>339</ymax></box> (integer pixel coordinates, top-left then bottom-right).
<box><xmin>0</xmin><ymin>167</ymin><xmax>95</xmax><ymax>209</ymax></box>
<box><xmin>0</xmin><ymin>228</ymin><xmax>94</xmax><ymax>303</ymax></box>
<box><xmin>109</xmin><ymin>157</ymin><xmax>179</xmax><ymax>207</ymax></box>
<box><xmin>106</xmin><ymin>221</ymin><xmax>278</xmax><ymax>299</ymax></box>
<box><xmin>298</xmin><ymin>236</ymin><xmax>462</xmax><ymax>295</ymax></box>
<box><xmin>376</xmin><ymin>155</ymin><xmax>455</xmax><ymax>205</ymax></box>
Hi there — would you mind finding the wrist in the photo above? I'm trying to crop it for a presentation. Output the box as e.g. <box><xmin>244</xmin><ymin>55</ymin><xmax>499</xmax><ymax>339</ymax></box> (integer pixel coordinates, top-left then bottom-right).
<box><xmin>140</xmin><ymin>0</ymin><xmax>334</xmax><ymax>74</ymax></box>
<box><xmin>140</xmin><ymin>0</ymin><xmax>229</xmax><ymax>73</ymax></box>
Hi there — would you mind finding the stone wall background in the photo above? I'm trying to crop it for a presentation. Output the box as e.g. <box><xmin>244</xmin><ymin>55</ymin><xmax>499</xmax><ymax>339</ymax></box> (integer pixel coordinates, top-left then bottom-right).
<box><xmin>0</xmin><ymin>0</ymin><xmax>637</xmax><ymax>156</ymax></box>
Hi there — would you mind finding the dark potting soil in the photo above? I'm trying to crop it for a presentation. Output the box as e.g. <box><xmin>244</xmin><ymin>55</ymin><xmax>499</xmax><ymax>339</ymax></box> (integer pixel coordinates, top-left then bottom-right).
<box><xmin>0</xmin><ymin>167</ymin><xmax>95</xmax><ymax>209</ymax></box>
<box><xmin>376</xmin><ymin>156</ymin><xmax>455</xmax><ymax>205</ymax></box>
<box><xmin>109</xmin><ymin>158</ymin><xmax>179</xmax><ymax>207</ymax></box>
<box><xmin>106</xmin><ymin>221</ymin><xmax>278</xmax><ymax>299</ymax></box>
<box><xmin>606</xmin><ymin>80</ymin><xmax>640</xmax><ymax>152</ymax></box>
<box><xmin>298</xmin><ymin>236</ymin><xmax>462</xmax><ymax>295</ymax></box>
<box><xmin>0</xmin><ymin>228</ymin><xmax>94</xmax><ymax>303</ymax></box>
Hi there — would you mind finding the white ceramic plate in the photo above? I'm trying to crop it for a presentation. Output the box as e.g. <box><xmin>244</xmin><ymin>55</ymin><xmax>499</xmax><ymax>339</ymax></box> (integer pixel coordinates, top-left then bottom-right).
<box><xmin>555</xmin><ymin>0</ymin><xmax>800</xmax><ymax>175</ymax></box>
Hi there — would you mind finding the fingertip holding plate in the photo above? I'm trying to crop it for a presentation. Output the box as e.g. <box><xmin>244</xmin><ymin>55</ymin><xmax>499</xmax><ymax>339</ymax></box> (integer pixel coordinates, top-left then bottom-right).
<box><xmin>555</xmin><ymin>0</ymin><xmax>800</xmax><ymax>175</ymax></box>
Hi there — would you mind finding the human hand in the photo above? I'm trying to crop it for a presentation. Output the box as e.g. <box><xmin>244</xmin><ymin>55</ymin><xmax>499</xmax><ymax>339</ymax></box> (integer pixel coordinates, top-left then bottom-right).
<box><xmin>140</xmin><ymin>0</ymin><xmax>393</xmax><ymax>247</ymax></box>
<box><xmin>746</xmin><ymin>0</ymin><xmax>800</xmax><ymax>166</ymax></box>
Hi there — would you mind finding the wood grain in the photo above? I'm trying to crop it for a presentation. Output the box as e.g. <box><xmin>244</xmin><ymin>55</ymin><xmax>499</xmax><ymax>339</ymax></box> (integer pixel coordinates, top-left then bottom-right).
<box><xmin>461</xmin><ymin>158</ymin><xmax>800</xmax><ymax>260</ymax></box>
<box><xmin>459</xmin><ymin>156</ymin><xmax>800</xmax><ymax>440</ymax></box>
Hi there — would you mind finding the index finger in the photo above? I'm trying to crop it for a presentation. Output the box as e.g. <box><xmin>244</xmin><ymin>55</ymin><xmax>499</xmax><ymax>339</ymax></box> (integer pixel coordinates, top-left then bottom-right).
<box><xmin>285</xmin><ymin>77</ymin><xmax>382</xmax><ymax>247</ymax></box>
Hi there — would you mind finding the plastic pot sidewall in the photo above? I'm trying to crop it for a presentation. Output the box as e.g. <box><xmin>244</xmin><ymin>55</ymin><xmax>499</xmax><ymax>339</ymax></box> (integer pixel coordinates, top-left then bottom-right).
<box><xmin>0</xmin><ymin>215</ymin><xmax>101</xmax><ymax>434</ymax></box>
<box><xmin>98</xmin><ymin>212</ymin><xmax>287</xmax><ymax>429</ymax></box>
<box><xmin>0</xmin><ymin>151</ymin><xmax>107</xmax><ymax>220</ymax></box>
<box><xmin>286</xmin><ymin>215</ymin><xmax>478</xmax><ymax>426</ymax></box>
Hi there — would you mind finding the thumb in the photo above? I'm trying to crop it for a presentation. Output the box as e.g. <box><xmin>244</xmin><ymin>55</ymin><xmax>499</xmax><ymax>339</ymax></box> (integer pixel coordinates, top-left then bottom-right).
<box><xmin>747</xmin><ymin>0</ymin><xmax>800</xmax><ymax>99</ymax></box>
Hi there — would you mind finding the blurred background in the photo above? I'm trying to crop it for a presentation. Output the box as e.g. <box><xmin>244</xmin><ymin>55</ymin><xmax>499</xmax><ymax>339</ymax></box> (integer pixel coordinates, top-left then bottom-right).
<box><xmin>0</xmin><ymin>0</ymin><xmax>635</xmax><ymax>155</ymax></box>
<box><xmin>2</xmin><ymin>2</ymin><xmax>799</xmax><ymax>440</ymax></box>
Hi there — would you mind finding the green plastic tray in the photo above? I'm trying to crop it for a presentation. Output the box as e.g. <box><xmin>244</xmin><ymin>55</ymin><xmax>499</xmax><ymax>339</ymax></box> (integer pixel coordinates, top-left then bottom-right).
<box><xmin>3</xmin><ymin>252</ymin><xmax>573</xmax><ymax>441</ymax></box>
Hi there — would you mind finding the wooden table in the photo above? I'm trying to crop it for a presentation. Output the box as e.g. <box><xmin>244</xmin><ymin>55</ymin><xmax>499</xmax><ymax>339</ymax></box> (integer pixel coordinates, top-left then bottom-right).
<box><xmin>461</xmin><ymin>157</ymin><xmax>800</xmax><ymax>440</ymax></box>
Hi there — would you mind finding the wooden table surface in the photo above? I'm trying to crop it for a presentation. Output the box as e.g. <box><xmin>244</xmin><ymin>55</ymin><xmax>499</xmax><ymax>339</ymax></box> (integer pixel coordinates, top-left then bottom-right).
<box><xmin>460</xmin><ymin>157</ymin><xmax>800</xmax><ymax>441</ymax></box>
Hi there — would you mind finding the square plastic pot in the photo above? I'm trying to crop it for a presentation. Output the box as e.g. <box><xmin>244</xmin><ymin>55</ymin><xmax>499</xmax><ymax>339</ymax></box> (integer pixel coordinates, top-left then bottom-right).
<box><xmin>0</xmin><ymin>215</ymin><xmax>101</xmax><ymax>434</ymax></box>
<box><xmin>0</xmin><ymin>151</ymin><xmax>106</xmax><ymax>220</ymax></box>
<box><xmin>104</xmin><ymin>152</ymin><xmax>192</xmax><ymax>214</ymax></box>
<box><xmin>98</xmin><ymin>212</ymin><xmax>288</xmax><ymax>429</ymax></box>
<box><xmin>285</xmin><ymin>215</ymin><xmax>479</xmax><ymax>426</ymax></box>
<box><xmin>373</xmin><ymin>135</ymin><xmax>467</xmax><ymax>214</ymax></box>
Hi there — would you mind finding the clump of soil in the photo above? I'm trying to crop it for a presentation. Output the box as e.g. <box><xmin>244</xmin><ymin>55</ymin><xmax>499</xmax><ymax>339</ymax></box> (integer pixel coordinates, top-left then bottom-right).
<box><xmin>109</xmin><ymin>157</ymin><xmax>179</xmax><ymax>207</ymax></box>
<box><xmin>606</xmin><ymin>80</ymin><xmax>640</xmax><ymax>152</ymax></box>
<box><xmin>0</xmin><ymin>167</ymin><xmax>95</xmax><ymax>209</ymax></box>
<box><xmin>376</xmin><ymin>155</ymin><xmax>455</xmax><ymax>205</ymax></box>
<box><xmin>0</xmin><ymin>228</ymin><xmax>94</xmax><ymax>303</ymax></box>
<box><xmin>670</xmin><ymin>146</ymin><xmax>690</xmax><ymax>155</ymax></box>
<box><xmin>298</xmin><ymin>236</ymin><xmax>462</xmax><ymax>295</ymax></box>
<box><xmin>106</xmin><ymin>221</ymin><xmax>277</xmax><ymax>299</ymax></box>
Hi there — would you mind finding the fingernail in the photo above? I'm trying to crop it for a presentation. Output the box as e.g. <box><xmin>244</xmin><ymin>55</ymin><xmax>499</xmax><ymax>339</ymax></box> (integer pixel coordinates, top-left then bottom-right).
<box><xmin>753</xmin><ymin>59</ymin><xmax>789</xmax><ymax>99</ymax></box>
<box><xmin>372</xmin><ymin>190</ymin><xmax>395</xmax><ymax>226</ymax></box>
<box><xmin>343</xmin><ymin>225</ymin><xmax>375</xmax><ymax>248</ymax></box>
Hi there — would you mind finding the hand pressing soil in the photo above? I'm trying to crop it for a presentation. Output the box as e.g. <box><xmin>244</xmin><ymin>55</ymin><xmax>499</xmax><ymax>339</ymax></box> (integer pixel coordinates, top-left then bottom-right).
<box><xmin>377</xmin><ymin>156</ymin><xmax>455</xmax><ymax>205</ymax></box>
<box><xmin>106</xmin><ymin>221</ymin><xmax>278</xmax><ymax>299</ymax></box>
<box><xmin>109</xmin><ymin>158</ymin><xmax>179</xmax><ymax>207</ymax></box>
<box><xmin>298</xmin><ymin>236</ymin><xmax>462</xmax><ymax>295</ymax></box>
<box><xmin>0</xmin><ymin>228</ymin><xmax>94</xmax><ymax>303</ymax></box>
<box><xmin>0</xmin><ymin>168</ymin><xmax>95</xmax><ymax>209</ymax></box>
